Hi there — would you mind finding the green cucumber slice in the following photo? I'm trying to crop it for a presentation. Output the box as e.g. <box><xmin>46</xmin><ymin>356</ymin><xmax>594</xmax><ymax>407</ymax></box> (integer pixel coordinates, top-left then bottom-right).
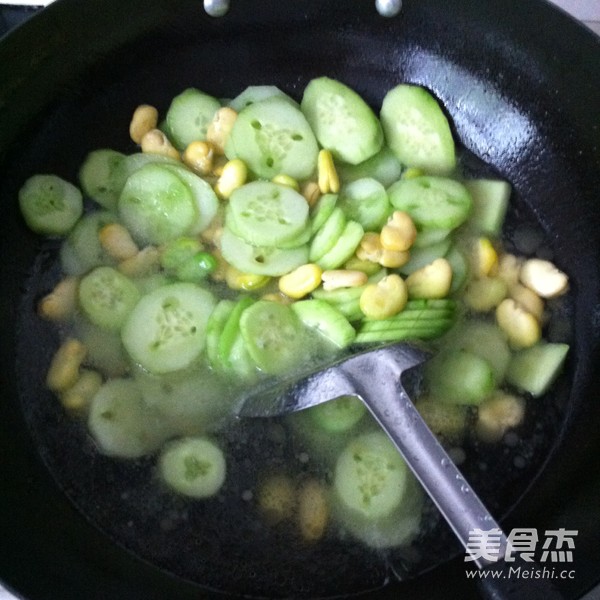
<box><xmin>312</xmin><ymin>285</ymin><xmax>366</xmax><ymax>304</ymax></box>
<box><xmin>165</xmin><ymin>88</ymin><xmax>221</xmax><ymax>150</ymax></box>
<box><xmin>301</xmin><ymin>77</ymin><xmax>383</xmax><ymax>165</ymax></box>
<box><xmin>206</xmin><ymin>299</ymin><xmax>236</xmax><ymax>370</ymax></box>
<box><xmin>159</xmin><ymin>436</ymin><xmax>226</xmax><ymax>498</ymax></box>
<box><xmin>79</xmin><ymin>266</ymin><xmax>141</xmax><ymax>331</ymax></box>
<box><xmin>60</xmin><ymin>210</ymin><xmax>117</xmax><ymax>276</ymax></box>
<box><xmin>228</xmin><ymin>85</ymin><xmax>298</xmax><ymax>112</ymax></box>
<box><xmin>336</xmin><ymin>146</ymin><xmax>402</xmax><ymax>189</ymax></box>
<box><xmin>19</xmin><ymin>174</ymin><xmax>83</xmax><ymax>236</ymax></box>
<box><xmin>291</xmin><ymin>299</ymin><xmax>356</xmax><ymax>349</ymax></box>
<box><xmin>425</xmin><ymin>350</ymin><xmax>496</xmax><ymax>405</ymax></box>
<box><xmin>388</xmin><ymin>176</ymin><xmax>472</xmax><ymax>232</ymax></box>
<box><xmin>338</xmin><ymin>178</ymin><xmax>391</xmax><ymax>232</ymax></box>
<box><xmin>380</xmin><ymin>84</ymin><xmax>456</xmax><ymax>174</ymax></box>
<box><xmin>118</xmin><ymin>163</ymin><xmax>196</xmax><ymax>245</ymax></box>
<box><xmin>227</xmin><ymin>181</ymin><xmax>309</xmax><ymax>247</ymax></box>
<box><xmin>161</xmin><ymin>164</ymin><xmax>219</xmax><ymax>235</ymax></box>
<box><xmin>464</xmin><ymin>179</ymin><xmax>511</xmax><ymax>236</ymax></box>
<box><xmin>316</xmin><ymin>220</ymin><xmax>365</xmax><ymax>271</ymax></box>
<box><xmin>309</xmin><ymin>207</ymin><xmax>346</xmax><ymax>262</ymax></box>
<box><xmin>412</xmin><ymin>227</ymin><xmax>452</xmax><ymax>249</ymax></box>
<box><xmin>74</xmin><ymin>317</ymin><xmax>128</xmax><ymax>378</ymax></box>
<box><xmin>217</xmin><ymin>296</ymin><xmax>256</xmax><ymax>371</ymax></box>
<box><xmin>110</xmin><ymin>152</ymin><xmax>180</xmax><ymax>194</ymax></box>
<box><xmin>310</xmin><ymin>193</ymin><xmax>338</xmax><ymax>235</ymax></box>
<box><xmin>308</xmin><ymin>395</ymin><xmax>366</xmax><ymax>433</ymax></box>
<box><xmin>239</xmin><ymin>300</ymin><xmax>305</xmax><ymax>375</ymax></box>
<box><xmin>445</xmin><ymin>245</ymin><xmax>469</xmax><ymax>294</ymax></box>
<box><xmin>334</xmin><ymin>431</ymin><xmax>410</xmax><ymax>520</ymax></box>
<box><xmin>220</xmin><ymin>227</ymin><xmax>309</xmax><ymax>276</ymax></box>
<box><xmin>506</xmin><ymin>343</ymin><xmax>569</xmax><ymax>397</ymax></box>
<box><xmin>401</xmin><ymin>238</ymin><xmax>453</xmax><ymax>275</ymax></box>
<box><xmin>121</xmin><ymin>282</ymin><xmax>216</xmax><ymax>374</ymax></box>
<box><xmin>79</xmin><ymin>149</ymin><xmax>126</xmax><ymax>210</ymax></box>
<box><xmin>226</xmin><ymin>96</ymin><xmax>319</xmax><ymax>180</ymax></box>
<box><xmin>88</xmin><ymin>378</ymin><xmax>166</xmax><ymax>458</ymax></box>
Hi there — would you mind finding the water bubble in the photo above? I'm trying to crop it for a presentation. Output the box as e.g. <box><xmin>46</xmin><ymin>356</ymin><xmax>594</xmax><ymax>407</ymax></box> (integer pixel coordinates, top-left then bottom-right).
<box><xmin>460</xmin><ymin>484</ymin><xmax>470</xmax><ymax>494</ymax></box>
<box><xmin>441</xmin><ymin>457</ymin><xmax>450</xmax><ymax>468</ymax></box>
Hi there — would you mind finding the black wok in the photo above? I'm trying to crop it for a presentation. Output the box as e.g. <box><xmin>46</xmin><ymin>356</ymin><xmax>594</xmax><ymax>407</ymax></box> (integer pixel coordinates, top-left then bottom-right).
<box><xmin>1</xmin><ymin>1</ymin><xmax>600</xmax><ymax>598</ymax></box>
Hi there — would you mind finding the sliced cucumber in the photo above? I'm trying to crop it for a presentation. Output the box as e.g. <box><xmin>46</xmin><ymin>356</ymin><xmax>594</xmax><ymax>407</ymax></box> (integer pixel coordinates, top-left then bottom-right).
<box><xmin>217</xmin><ymin>296</ymin><xmax>256</xmax><ymax>371</ymax></box>
<box><xmin>316</xmin><ymin>220</ymin><xmax>364</xmax><ymax>271</ymax></box>
<box><xmin>354</xmin><ymin>322</ymin><xmax>454</xmax><ymax>343</ymax></box>
<box><xmin>88</xmin><ymin>378</ymin><xmax>166</xmax><ymax>458</ymax></box>
<box><xmin>159</xmin><ymin>436</ymin><xmax>226</xmax><ymax>498</ymax></box>
<box><xmin>506</xmin><ymin>343</ymin><xmax>569</xmax><ymax>397</ymax></box>
<box><xmin>309</xmin><ymin>207</ymin><xmax>346</xmax><ymax>262</ymax></box>
<box><xmin>121</xmin><ymin>283</ymin><xmax>216</xmax><ymax>374</ymax></box>
<box><xmin>206</xmin><ymin>299</ymin><xmax>236</xmax><ymax>370</ymax></box>
<box><xmin>228</xmin><ymin>85</ymin><xmax>297</xmax><ymax>112</ymax></box>
<box><xmin>79</xmin><ymin>266</ymin><xmax>141</xmax><ymax>331</ymax></box>
<box><xmin>226</xmin><ymin>96</ymin><xmax>319</xmax><ymax>180</ymax></box>
<box><xmin>388</xmin><ymin>176</ymin><xmax>472</xmax><ymax>232</ymax></box>
<box><xmin>412</xmin><ymin>227</ymin><xmax>452</xmax><ymax>249</ymax></box>
<box><xmin>301</xmin><ymin>76</ymin><xmax>383</xmax><ymax>165</ymax></box>
<box><xmin>312</xmin><ymin>285</ymin><xmax>366</xmax><ymax>305</ymax></box>
<box><xmin>291</xmin><ymin>299</ymin><xmax>356</xmax><ymax>349</ymax></box>
<box><xmin>226</xmin><ymin>181</ymin><xmax>309</xmax><ymax>247</ymax></box>
<box><xmin>19</xmin><ymin>174</ymin><xmax>83</xmax><ymax>236</ymax></box>
<box><xmin>239</xmin><ymin>300</ymin><xmax>305</xmax><ymax>375</ymax></box>
<box><xmin>464</xmin><ymin>179</ymin><xmax>511</xmax><ymax>236</ymax></box>
<box><xmin>336</xmin><ymin>146</ymin><xmax>402</xmax><ymax>188</ymax></box>
<box><xmin>220</xmin><ymin>227</ymin><xmax>309</xmax><ymax>276</ymax></box>
<box><xmin>338</xmin><ymin>178</ymin><xmax>390</xmax><ymax>232</ymax></box>
<box><xmin>334</xmin><ymin>431</ymin><xmax>410</xmax><ymax>520</ymax></box>
<box><xmin>161</xmin><ymin>164</ymin><xmax>219</xmax><ymax>235</ymax></box>
<box><xmin>380</xmin><ymin>84</ymin><xmax>456</xmax><ymax>175</ymax></box>
<box><xmin>60</xmin><ymin>211</ymin><xmax>117</xmax><ymax>276</ymax></box>
<box><xmin>118</xmin><ymin>163</ymin><xmax>196</xmax><ymax>245</ymax></box>
<box><xmin>308</xmin><ymin>395</ymin><xmax>366</xmax><ymax>433</ymax></box>
<box><xmin>110</xmin><ymin>152</ymin><xmax>180</xmax><ymax>193</ymax></box>
<box><xmin>400</xmin><ymin>237</ymin><xmax>453</xmax><ymax>275</ymax></box>
<box><xmin>448</xmin><ymin>319</ymin><xmax>511</xmax><ymax>384</ymax></box>
<box><xmin>445</xmin><ymin>245</ymin><xmax>470</xmax><ymax>294</ymax></box>
<box><xmin>310</xmin><ymin>193</ymin><xmax>338</xmax><ymax>235</ymax></box>
<box><xmin>165</xmin><ymin>88</ymin><xmax>221</xmax><ymax>150</ymax></box>
<box><xmin>79</xmin><ymin>149</ymin><xmax>126</xmax><ymax>210</ymax></box>
<box><xmin>425</xmin><ymin>350</ymin><xmax>495</xmax><ymax>405</ymax></box>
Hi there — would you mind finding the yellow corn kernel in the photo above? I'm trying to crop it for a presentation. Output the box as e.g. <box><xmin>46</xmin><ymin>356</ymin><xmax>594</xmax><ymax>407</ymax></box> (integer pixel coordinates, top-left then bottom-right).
<box><xmin>380</xmin><ymin>211</ymin><xmax>417</xmax><ymax>252</ymax></box>
<box><xmin>46</xmin><ymin>338</ymin><xmax>87</xmax><ymax>393</ymax></box>
<box><xmin>271</xmin><ymin>174</ymin><xmax>300</xmax><ymax>191</ymax></box>
<box><xmin>509</xmin><ymin>283</ymin><xmax>544</xmax><ymax>322</ymax></box>
<box><xmin>463</xmin><ymin>277</ymin><xmax>508</xmax><ymax>312</ymax></box>
<box><xmin>60</xmin><ymin>369</ymin><xmax>103</xmax><ymax>413</ymax></box>
<box><xmin>129</xmin><ymin>104</ymin><xmax>159</xmax><ymax>145</ymax></box>
<box><xmin>471</xmin><ymin>237</ymin><xmax>498</xmax><ymax>278</ymax></box>
<box><xmin>496</xmin><ymin>298</ymin><xmax>541</xmax><ymax>349</ymax></box>
<box><xmin>98</xmin><ymin>223</ymin><xmax>139</xmax><ymax>261</ymax></box>
<box><xmin>317</xmin><ymin>149</ymin><xmax>340</xmax><ymax>194</ymax></box>
<box><xmin>118</xmin><ymin>246</ymin><xmax>160</xmax><ymax>278</ymax></box>
<box><xmin>140</xmin><ymin>129</ymin><xmax>180</xmax><ymax>160</ymax></box>
<box><xmin>356</xmin><ymin>232</ymin><xmax>383</xmax><ymax>263</ymax></box>
<box><xmin>321</xmin><ymin>269</ymin><xmax>367</xmax><ymax>291</ymax></box>
<box><xmin>297</xmin><ymin>479</ymin><xmax>329</xmax><ymax>543</ymax></box>
<box><xmin>215</xmin><ymin>159</ymin><xmax>248</xmax><ymax>199</ymax></box>
<box><xmin>301</xmin><ymin>181</ymin><xmax>321</xmax><ymax>207</ymax></box>
<box><xmin>38</xmin><ymin>277</ymin><xmax>79</xmax><ymax>322</ymax></box>
<box><xmin>344</xmin><ymin>256</ymin><xmax>382</xmax><ymax>276</ymax></box>
<box><xmin>401</xmin><ymin>167</ymin><xmax>425</xmax><ymax>180</ymax></box>
<box><xmin>225</xmin><ymin>265</ymin><xmax>270</xmax><ymax>291</ymax></box>
<box><xmin>359</xmin><ymin>274</ymin><xmax>408</xmax><ymax>320</ymax></box>
<box><xmin>379</xmin><ymin>248</ymin><xmax>411</xmax><ymax>269</ymax></box>
<box><xmin>278</xmin><ymin>264</ymin><xmax>323</xmax><ymax>299</ymax></box>
<box><xmin>405</xmin><ymin>258</ymin><xmax>453</xmax><ymax>299</ymax></box>
<box><xmin>475</xmin><ymin>392</ymin><xmax>525</xmax><ymax>443</ymax></box>
<box><xmin>206</xmin><ymin>107</ymin><xmax>237</xmax><ymax>155</ymax></box>
<box><xmin>257</xmin><ymin>473</ymin><xmax>296</xmax><ymax>526</ymax></box>
<box><xmin>496</xmin><ymin>253</ymin><xmax>523</xmax><ymax>288</ymax></box>
<box><xmin>183</xmin><ymin>141</ymin><xmax>215</xmax><ymax>176</ymax></box>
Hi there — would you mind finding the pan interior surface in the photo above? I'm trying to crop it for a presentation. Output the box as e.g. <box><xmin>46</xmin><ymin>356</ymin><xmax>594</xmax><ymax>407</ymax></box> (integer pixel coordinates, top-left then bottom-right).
<box><xmin>1</xmin><ymin>1</ymin><xmax>600</xmax><ymax>599</ymax></box>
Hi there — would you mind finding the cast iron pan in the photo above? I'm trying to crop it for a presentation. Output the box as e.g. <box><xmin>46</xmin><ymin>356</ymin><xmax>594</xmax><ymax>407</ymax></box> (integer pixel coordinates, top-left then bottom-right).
<box><xmin>1</xmin><ymin>0</ymin><xmax>600</xmax><ymax>598</ymax></box>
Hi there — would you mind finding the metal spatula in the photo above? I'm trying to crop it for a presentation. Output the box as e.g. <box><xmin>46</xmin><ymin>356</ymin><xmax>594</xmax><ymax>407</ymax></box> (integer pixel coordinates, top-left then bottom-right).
<box><xmin>238</xmin><ymin>343</ymin><xmax>563</xmax><ymax>599</ymax></box>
